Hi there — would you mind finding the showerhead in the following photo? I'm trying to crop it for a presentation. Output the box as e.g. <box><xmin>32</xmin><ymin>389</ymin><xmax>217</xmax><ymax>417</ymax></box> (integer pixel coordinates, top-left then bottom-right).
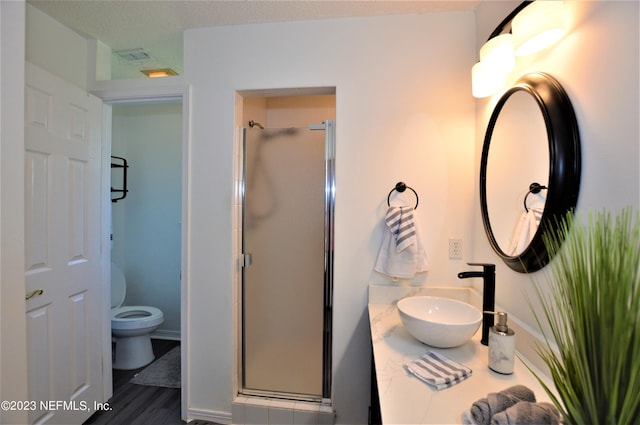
<box><xmin>248</xmin><ymin>120</ymin><xmax>264</xmax><ymax>129</ymax></box>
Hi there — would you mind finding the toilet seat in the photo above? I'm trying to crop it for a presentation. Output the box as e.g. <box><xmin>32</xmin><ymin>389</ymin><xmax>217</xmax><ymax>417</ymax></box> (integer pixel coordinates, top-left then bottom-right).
<box><xmin>111</xmin><ymin>306</ymin><xmax>164</xmax><ymax>330</ymax></box>
<box><xmin>110</xmin><ymin>262</ymin><xmax>165</xmax><ymax>369</ymax></box>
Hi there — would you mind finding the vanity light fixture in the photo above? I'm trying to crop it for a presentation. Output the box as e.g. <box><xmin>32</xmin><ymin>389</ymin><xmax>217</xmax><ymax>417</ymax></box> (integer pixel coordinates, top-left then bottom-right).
<box><xmin>140</xmin><ymin>68</ymin><xmax>178</xmax><ymax>78</ymax></box>
<box><xmin>512</xmin><ymin>1</ymin><xmax>566</xmax><ymax>56</ymax></box>
<box><xmin>472</xmin><ymin>34</ymin><xmax>516</xmax><ymax>98</ymax></box>
<box><xmin>472</xmin><ymin>0</ymin><xmax>567</xmax><ymax>98</ymax></box>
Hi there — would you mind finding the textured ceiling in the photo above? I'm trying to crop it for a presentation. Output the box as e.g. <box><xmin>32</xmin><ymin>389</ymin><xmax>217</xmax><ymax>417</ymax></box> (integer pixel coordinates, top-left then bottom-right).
<box><xmin>28</xmin><ymin>0</ymin><xmax>480</xmax><ymax>79</ymax></box>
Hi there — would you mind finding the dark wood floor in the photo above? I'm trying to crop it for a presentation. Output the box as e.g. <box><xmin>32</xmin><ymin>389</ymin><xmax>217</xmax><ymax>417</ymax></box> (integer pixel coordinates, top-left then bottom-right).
<box><xmin>84</xmin><ymin>339</ymin><xmax>217</xmax><ymax>425</ymax></box>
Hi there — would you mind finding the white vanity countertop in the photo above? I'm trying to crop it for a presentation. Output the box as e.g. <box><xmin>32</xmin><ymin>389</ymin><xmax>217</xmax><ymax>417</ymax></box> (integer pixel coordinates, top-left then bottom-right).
<box><xmin>368</xmin><ymin>284</ymin><xmax>555</xmax><ymax>425</ymax></box>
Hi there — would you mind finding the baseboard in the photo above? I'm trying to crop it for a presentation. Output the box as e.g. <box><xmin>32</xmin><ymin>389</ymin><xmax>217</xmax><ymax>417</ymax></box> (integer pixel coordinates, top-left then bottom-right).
<box><xmin>186</xmin><ymin>407</ymin><xmax>232</xmax><ymax>424</ymax></box>
<box><xmin>151</xmin><ymin>329</ymin><xmax>181</xmax><ymax>341</ymax></box>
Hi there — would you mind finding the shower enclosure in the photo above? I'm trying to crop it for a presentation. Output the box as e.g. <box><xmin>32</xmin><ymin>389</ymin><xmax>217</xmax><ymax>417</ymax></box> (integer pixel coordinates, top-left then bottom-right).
<box><xmin>241</xmin><ymin>121</ymin><xmax>335</xmax><ymax>401</ymax></box>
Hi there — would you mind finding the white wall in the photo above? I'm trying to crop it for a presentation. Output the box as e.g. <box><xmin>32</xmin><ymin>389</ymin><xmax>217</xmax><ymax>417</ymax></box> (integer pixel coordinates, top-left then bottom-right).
<box><xmin>184</xmin><ymin>12</ymin><xmax>476</xmax><ymax>423</ymax></box>
<box><xmin>0</xmin><ymin>2</ymin><xmax>28</xmax><ymax>424</ymax></box>
<box><xmin>473</xmin><ymin>1</ymin><xmax>639</xmax><ymax>337</ymax></box>
<box><xmin>111</xmin><ymin>103</ymin><xmax>183</xmax><ymax>335</ymax></box>
<box><xmin>26</xmin><ymin>4</ymin><xmax>88</xmax><ymax>90</ymax></box>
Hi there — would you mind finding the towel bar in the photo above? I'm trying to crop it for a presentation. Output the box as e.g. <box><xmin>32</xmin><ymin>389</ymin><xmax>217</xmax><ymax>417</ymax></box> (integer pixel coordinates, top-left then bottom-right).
<box><xmin>523</xmin><ymin>182</ymin><xmax>547</xmax><ymax>212</ymax></box>
<box><xmin>111</xmin><ymin>155</ymin><xmax>129</xmax><ymax>202</ymax></box>
<box><xmin>387</xmin><ymin>182</ymin><xmax>419</xmax><ymax>209</ymax></box>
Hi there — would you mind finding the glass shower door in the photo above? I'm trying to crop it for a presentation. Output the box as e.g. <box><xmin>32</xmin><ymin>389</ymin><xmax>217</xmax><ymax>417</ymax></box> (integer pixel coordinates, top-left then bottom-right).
<box><xmin>242</xmin><ymin>123</ymin><xmax>333</xmax><ymax>399</ymax></box>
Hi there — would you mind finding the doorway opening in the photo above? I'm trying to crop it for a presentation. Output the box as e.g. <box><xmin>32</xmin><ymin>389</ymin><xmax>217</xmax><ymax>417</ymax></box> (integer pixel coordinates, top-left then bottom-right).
<box><xmin>98</xmin><ymin>92</ymin><xmax>189</xmax><ymax>422</ymax></box>
<box><xmin>110</xmin><ymin>101</ymin><xmax>183</xmax><ymax>342</ymax></box>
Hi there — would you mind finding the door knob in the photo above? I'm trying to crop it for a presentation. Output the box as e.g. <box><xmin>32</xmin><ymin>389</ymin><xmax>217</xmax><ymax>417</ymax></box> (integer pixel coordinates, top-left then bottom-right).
<box><xmin>25</xmin><ymin>289</ymin><xmax>44</xmax><ymax>300</ymax></box>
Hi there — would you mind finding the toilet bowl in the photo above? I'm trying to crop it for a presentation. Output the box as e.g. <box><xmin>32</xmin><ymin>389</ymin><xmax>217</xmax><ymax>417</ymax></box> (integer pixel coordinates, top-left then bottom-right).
<box><xmin>111</xmin><ymin>263</ymin><xmax>164</xmax><ymax>370</ymax></box>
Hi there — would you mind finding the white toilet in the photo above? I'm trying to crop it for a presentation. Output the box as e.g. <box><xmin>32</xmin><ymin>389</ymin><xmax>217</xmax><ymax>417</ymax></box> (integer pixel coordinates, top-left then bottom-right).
<box><xmin>111</xmin><ymin>263</ymin><xmax>164</xmax><ymax>370</ymax></box>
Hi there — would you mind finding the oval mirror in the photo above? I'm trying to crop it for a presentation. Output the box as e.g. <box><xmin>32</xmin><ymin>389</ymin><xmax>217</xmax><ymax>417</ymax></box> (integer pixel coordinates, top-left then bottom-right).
<box><xmin>480</xmin><ymin>72</ymin><xmax>581</xmax><ymax>273</ymax></box>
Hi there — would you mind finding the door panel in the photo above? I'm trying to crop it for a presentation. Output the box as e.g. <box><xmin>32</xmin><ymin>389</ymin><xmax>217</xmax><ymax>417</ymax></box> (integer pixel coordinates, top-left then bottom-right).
<box><xmin>69</xmin><ymin>291</ymin><xmax>88</xmax><ymax>395</ymax></box>
<box><xmin>25</xmin><ymin>151</ymin><xmax>49</xmax><ymax>271</ymax></box>
<box><xmin>25</xmin><ymin>63</ymin><xmax>103</xmax><ymax>424</ymax></box>
<box><xmin>26</xmin><ymin>306</ymin><xmax>52</xmax><ymax>423</ymax></box>
<box><xmin>68</xmin><ymin>159</ymin><xmax>88</xmax><ymax>263</ymax></box>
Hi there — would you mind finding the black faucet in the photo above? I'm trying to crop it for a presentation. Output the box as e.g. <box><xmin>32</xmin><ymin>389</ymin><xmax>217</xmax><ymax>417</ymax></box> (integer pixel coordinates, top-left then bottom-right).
<box><xmin>457</xmin><ymin>263</ymin><xmax>495</xmax><ymax>346</ymax></box>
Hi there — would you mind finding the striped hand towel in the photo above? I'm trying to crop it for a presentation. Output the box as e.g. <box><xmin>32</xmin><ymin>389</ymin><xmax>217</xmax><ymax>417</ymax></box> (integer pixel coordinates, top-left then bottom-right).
<box><xmin>405</xmin><ymin>351</ymin><xmax>472</xmax><ymax>390</ymax></box>
<box><xmin>385</xmin><ymin>206</ymin><xmax>416</xmax><ymax>252</ymax></box>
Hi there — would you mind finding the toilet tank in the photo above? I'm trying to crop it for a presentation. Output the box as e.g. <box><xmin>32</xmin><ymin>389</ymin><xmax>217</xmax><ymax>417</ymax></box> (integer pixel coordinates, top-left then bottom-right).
<box><xmin>111</xmin><ymin>263</ymin><xmax>127</xmax><ymax>308</ymax></box>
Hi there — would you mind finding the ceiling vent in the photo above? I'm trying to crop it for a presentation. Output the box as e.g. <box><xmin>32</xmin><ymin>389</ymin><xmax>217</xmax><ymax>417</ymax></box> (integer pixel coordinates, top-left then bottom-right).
<box><xmin>114</xmin><ymin>48</ymin><xmax>153</xmax><ymax>62</ymax></box>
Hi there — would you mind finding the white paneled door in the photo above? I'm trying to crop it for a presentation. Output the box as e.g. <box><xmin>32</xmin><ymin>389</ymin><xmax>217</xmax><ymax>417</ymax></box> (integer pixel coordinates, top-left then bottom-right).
<box><xmin>25</xmin><ymin>63</ymin><xmax>104</xmax><ymax>424</ymax></box>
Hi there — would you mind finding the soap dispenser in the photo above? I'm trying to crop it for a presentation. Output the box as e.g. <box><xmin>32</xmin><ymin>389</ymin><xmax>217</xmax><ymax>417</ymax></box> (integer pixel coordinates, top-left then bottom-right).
<box><xmin>486</xmin><ymin>311</ymin><xmax>515</xmax><ymax>374</ymax></box>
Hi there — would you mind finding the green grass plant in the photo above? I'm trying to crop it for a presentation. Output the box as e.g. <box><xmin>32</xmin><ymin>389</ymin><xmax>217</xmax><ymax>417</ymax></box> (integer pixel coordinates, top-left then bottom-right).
<box><xmin>528</xmin><ymin>207</ymin><xmax>640</xmax><ymax>425</ymax></box>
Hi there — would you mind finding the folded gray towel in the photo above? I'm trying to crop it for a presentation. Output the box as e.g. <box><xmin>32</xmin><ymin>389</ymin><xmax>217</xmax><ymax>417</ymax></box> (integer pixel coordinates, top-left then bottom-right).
<box><xmin>490</xmin><ymin>401</ymin><xmax>561</xmax><ymax>425</ymax></box>
<box><xmin>471</xmin><ymin>385</ymin><xmax>536</xmax><ymax>425</ymax></box>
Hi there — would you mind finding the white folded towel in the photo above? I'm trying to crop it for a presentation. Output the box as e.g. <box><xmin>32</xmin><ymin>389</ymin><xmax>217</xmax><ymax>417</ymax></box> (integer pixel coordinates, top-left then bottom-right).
<box><xmin>375</xmin><ymin>207</ymin><xmax>429</xmax><ymax>279</ymax></box>
<box><xmin>507</xmin><ymin>207</ymin><xmax>543</xmax><ymax>256</ymax></box>
<box><xmin>404</xmin><ymin>351</ymin><xmax>472</xmax><ymax>390</ymax></box>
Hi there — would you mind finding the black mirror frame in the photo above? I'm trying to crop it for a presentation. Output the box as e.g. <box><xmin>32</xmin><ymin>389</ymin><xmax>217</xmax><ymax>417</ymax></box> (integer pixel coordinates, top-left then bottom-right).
<box><xmin>480</xmin><ymin>72</ymin><xmax>581</xmax><ymax>273</ymax></box>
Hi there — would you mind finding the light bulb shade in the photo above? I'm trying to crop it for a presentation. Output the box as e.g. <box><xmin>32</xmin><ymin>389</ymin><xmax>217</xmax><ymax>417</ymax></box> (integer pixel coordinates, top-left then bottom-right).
<box><xmin>472</xmin><ymin>60</ymin><xmax>508</xmax><ymax>98</ymax></box>
<box><xmin>479</xmin><ymin>34</ymin><xmax>516</xmax><ymax>71</ymax></box>
<box><xmin>472</xmin><ymin>34</ymin><xmax>515</xmax><ymax>98</ymax></box>
<box><xmin>512</xmin><ymin>0</ymin><xmax>566</xmax><ymax>56</ymax></box>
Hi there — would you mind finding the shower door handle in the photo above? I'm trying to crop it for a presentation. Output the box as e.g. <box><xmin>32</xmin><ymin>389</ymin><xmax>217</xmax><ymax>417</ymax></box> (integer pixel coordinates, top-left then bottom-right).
<box><xmin>242</xmin><ymin>253</ymin><xmax>253</xmax><ymax>268</ymax></box>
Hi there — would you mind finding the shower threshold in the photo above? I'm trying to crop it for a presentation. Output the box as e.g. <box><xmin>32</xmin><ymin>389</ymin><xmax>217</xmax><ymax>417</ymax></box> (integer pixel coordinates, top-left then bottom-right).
<box><xmin>233</xmin><ymin>393</ymin><xmax>334</xmax><ymax>425</ymax></box>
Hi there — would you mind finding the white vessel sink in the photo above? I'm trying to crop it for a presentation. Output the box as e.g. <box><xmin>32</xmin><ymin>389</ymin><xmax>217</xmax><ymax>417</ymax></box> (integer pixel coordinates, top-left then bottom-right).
<box><xmin>397</xmin><ymin>296</ymin><xmax>482</xmax><ymax>348</ymax></box>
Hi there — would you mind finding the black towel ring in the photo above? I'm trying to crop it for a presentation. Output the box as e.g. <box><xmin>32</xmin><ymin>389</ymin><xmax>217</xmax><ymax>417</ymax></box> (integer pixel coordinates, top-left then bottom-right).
<box><xmin>387</xmin><ymin>182</ymin><xmax>419</xmax><ymax>209</ymax></box>
<box><xmin>524</xmin><ymin>182</ymin><xmax>547</xmax><ymax>212</ymax></box>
